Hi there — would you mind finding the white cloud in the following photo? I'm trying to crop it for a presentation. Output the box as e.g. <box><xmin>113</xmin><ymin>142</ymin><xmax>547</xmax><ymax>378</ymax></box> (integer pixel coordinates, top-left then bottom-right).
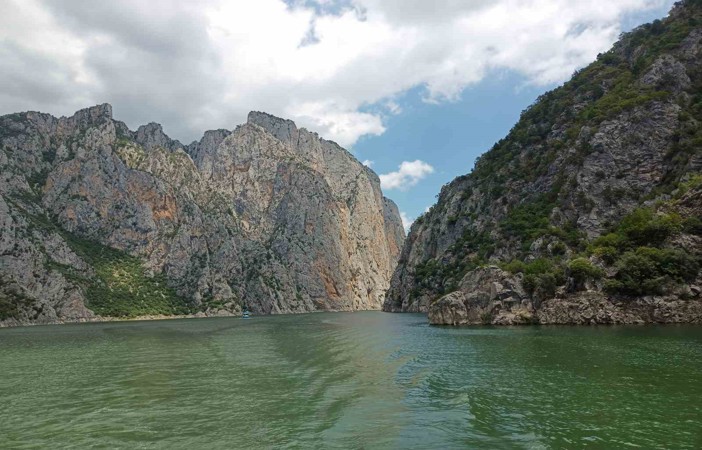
<box><xmin>361</xmin><ymin>159</ymin><xmax>374</xmax><ymax>167</ymax></box>
<box><xmin>385</xmin><ymin>100</ymin><xmax>402</xmax><ymax>115</ymax></box>
<box><xmin>379</xmin><ymin>160</ymin><xmax>434</xmax><ymax>190</ymax></box>
<box><xmin>400</xmin><ymin>211</ymin><xmax>414</xmax><ymax>233</ymax></box>
<box><xmin>0</xmin><ymin>0</ymin><xmax>671</xmax><ymax>146</ymax></box>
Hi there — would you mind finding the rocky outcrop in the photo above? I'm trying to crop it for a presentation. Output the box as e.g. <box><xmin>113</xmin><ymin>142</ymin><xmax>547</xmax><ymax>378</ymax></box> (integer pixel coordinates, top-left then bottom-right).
<box><xmin>0</xmin><ymin>105</ymin><xmax>404</xmax><ymax>326</ymax></box>
<box><xmin>387</xmin><ymin>0</ymin><xmax>702</xmax><ymax>325</ymax></box>
<box><xmin>537</xmin><ymin>293</ymin><xmax>702</xmax><ymax>325</ymax></box>
<box><xmin>428</xmin><ymin>267</ymin><xmax>534</xmax><ymax>325</ymax></box>
<box><xmin>429</xmin><ymin>268</ymin><xmax>702</xmax><ymax>326</ymax></box>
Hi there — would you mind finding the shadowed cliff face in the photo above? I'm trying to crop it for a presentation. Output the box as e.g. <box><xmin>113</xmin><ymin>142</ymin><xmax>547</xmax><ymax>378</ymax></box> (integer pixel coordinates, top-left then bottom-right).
<box><xmin>0</xmin><ymin>105</ymin><xmax>404</xmax><ymax>325</ymax></box>
<box><xmin>385</xmin><ymin>1</ymin><xmax>702</xmax><ymax>325</ymax></box>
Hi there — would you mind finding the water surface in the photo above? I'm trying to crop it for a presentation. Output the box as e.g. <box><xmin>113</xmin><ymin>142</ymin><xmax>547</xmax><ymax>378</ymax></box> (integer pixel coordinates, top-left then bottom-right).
<box><xmin>1</xmin><ymin>313</ymin><xmax>701</xmax><ymax>448</ymax></box>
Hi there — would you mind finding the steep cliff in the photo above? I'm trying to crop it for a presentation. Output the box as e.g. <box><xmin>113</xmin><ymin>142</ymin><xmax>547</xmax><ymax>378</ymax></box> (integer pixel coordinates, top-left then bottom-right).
<box><xmin>0</xmin><ymin>106</ymin><xmax>404</xmax><ymax>326</ymax></box>
<box><xmin>384</xmin><ymin>0</ymin><xmax>702</xmax><ymax>325</ymax></box>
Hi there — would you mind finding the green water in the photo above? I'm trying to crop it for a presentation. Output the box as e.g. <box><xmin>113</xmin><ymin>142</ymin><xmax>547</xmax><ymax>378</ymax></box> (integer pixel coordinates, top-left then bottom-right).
<box><xmin>1</xmin><ymin>313</ymin><xmax>701</xmax><ymax>449</ymax></box>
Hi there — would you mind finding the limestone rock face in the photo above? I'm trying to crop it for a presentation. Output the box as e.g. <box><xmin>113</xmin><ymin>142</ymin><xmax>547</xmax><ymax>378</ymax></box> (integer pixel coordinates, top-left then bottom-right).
<box><xmin>386</xmin><ymin>1</ymin><xmax>702</xmax><ymax>325</ymax></box>
<box><xmin>428</xmin><ymin>267</ymin><xmax>534</xmax><ymax>326</ymax></box>
<box><xmin>0</xmin><ymin>105</ymin><xmax>404</xmax><ymax>326</ymax></box>
<box><xmin>429</xmin><ymin>271</ymin><xmax>702</xmax><ymax>326</ymax></box>
<box><xmin>537</xmin><ymin>293</ymin><xmax>702</xmax><ymax>325</ymax></box>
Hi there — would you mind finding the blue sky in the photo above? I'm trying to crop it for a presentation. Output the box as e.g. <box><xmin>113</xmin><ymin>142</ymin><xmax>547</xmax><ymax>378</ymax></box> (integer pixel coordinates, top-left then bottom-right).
<box><xmin>353</xmin><ymin>2</ymin><xmax>676</xmax><ymax>229</ymax></box>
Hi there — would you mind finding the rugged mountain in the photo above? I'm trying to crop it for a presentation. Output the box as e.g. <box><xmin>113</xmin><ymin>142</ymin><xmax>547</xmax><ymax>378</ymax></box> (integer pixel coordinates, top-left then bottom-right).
<box><xmin>0</xmin><ymin>105</ymin><xmax>404</xmax><ymax>326</ymax></box>
<box><xmin>384</xmin><ymin>0</ymin><xmax>702</xmax><ymax>325</ymax></box>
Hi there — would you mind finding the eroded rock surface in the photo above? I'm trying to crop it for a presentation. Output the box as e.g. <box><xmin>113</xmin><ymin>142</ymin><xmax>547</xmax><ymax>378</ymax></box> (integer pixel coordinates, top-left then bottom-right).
<box><xmin>0</xmin><ymin>106</ymin><xmax>404</xmax><ymax>325</ymax></box>
<box><xmin>387</xmin><ymin>1</ymin><xmax>702</xmax><ymax>325</ymax></box>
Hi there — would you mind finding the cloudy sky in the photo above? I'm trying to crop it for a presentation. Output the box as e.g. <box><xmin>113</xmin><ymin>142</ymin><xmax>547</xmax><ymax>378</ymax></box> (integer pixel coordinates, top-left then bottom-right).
<box><xmin>1</xmin><ymin>0</ymin><xmax>676</xmax><ymax>230</ymax></box>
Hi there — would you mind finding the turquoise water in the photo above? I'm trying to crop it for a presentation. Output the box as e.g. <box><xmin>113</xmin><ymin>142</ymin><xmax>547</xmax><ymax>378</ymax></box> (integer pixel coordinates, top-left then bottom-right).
<box><xmin>1</xmin><ymin>312</ymin><xmax>701</xmax><ymax>449</ymax></box>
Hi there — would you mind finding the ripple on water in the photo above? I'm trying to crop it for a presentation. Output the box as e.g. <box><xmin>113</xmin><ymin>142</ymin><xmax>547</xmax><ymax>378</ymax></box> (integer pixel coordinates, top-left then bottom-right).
<box><xmin>0</xmin><ymin>314</ymin><xmax>701</xmax><ymax>448</ymax></box>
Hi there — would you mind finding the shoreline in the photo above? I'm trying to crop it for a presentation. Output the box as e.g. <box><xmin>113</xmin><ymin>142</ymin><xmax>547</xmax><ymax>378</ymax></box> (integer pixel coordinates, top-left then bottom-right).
<box><xmin>0</xmin><ymin>308</ymin><xmax>385</xmax><ymax>329</ymax></box>
<box><xmin>0</xmin><ymin>313</ymin><xmax>230</xmax><ymax>329</ymax></box>
<box><xmin>4</xmin><ymin>307</ymin><xmax>702</xmax><ymax>329</ymax></box>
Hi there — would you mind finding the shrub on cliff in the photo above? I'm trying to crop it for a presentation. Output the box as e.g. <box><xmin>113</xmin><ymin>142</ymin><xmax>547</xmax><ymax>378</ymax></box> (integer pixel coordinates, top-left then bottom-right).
<box><xmin>523</xmin><ymin>273</ymin><xmax>559</xmax><ymax>300</ymax></box>
<box><xmin>503</xmin><ymin>258</ymin><xmax>566</xmax><ymax>299</ymax></box>
<box><xmin>590</xmin><ymin>208</ymin><xmax>683</xmax><ymax>257</ymax></box>
<box><xmin>617</xmin><ymin>208</ymin><xmax>681</xmax><ymax>247</ymax></box>
<box><xmin>683</xmin><ymin>216</ymin><xmax>702</xmax><ymax>235</ymax></box>
<box><xmin>606</xmin><ymin>247</ymin><xmax>700</xmax><ymax>296</ymax></box>
<box><xmin>568</xmin><ymin>258</ymin><xmax>604</xmax><ymax>285</ymax></box>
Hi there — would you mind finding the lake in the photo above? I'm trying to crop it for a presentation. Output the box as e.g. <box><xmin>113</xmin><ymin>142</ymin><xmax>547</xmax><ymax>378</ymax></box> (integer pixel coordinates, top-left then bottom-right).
<box><xmin>1</xmin><ymin>312</ymin><xmax>701</xmax><ymax>448</ymax></box>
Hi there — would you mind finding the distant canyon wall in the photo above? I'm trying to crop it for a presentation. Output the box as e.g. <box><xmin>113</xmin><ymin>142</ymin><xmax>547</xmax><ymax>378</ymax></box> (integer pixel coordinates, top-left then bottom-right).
<box><xmin>0</xmin><ymin>105</ymin><xmax>404</xmax><ymax>325</ymax></box>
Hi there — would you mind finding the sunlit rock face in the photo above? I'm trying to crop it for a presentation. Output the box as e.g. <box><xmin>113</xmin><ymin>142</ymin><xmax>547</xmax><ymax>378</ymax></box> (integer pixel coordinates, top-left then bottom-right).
<box><xmin>0</xmin><ymin>105</ymin><xmax>404</xmax><ymax>325</ymax></box>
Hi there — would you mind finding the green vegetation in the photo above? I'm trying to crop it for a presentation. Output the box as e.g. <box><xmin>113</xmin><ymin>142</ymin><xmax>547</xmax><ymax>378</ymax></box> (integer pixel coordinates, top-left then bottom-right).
<box><xmin>500</xmin><ymin>196</ymin><xmax>555</xmax><ymax>244</ymax></box>
<box><xmin>200</xmin><ymin>294</ymin><xmax>231</xmax><ymax>312</ymax></box>
<box><xmin>499</xmin><ymin>201</ymin><xmax>700</xmax><ymax>299</ymax></box>
<box><xmin>467</xmin><ymin>1</ymin><xmax>702</xmax><ymax>202</ymax></box>
<box><xmin>502</xmin><ymin>258</ymin><xmax>566</xmax><ymax>299</ymax></box>
<box><xmin>683</xmin><ymin>216</ymin><xmax>702</xmax><ymax>235</ymax></box>
<box><xmin>56</xmin><ymin>233</ymin><xmax>193</xmax><ymax>317</ymax></box>
<box><xmin>590</xmin><ymin>208</ymin><xmax>681</xmax><ymax>252</ymax></box>
<box><xmin>578</xmin><ymin>76</ymin><xmax>670</xmax><ymax>123</ymax></box>
<box><xmin>0</xmin><ymin>297</ymin><xmax>22</xmax><ymax>320</ymax></box>
<box><xmin>0</xmin><ymin>279</ymin><xmax>33</xmax><ymax>321</ymax></box>
<box><xmin>673</xmin><ymin>175</ymin><xmax>702</xmax><ymax>200</ymax></box>
<box><xmin>590</xmin><ymin>207</ymin><xmax>700</xmax><ymax>296</ymax></box>
<box><xmin>410</xmin><ymin>228</ymin><xmax>495</xmax><ymax>301</ymax></box>
<box><xmin>417</xmin><ymin>201</ymin><xmax>699</xmax><ymax>302</ymax></box>
<box><xmin>567</xmin><ymin>258</ymin><xmax>604</xmax><ymax>285</ymax></box>
<box><xmin>605</xmin><ymin>247</ymin><xmax>699</xmax><ymax>296</ymax></box>
<box><xmin>8</xmin><ymin>198</ymin><xmax>193</xmax><ymax>318</ymax></box>
<box><xmin>26</xmin><ymin>168</ymin><xmax>50</xmax><ymax>191</ymax></box>
<box><xmin>0</xmin><ymin>297</ymin><xmax>19</xmax><ymax>320</ymax></box>
<box><xmin>619</xmin><ymin>208</ymin><xmax>682</xmax><ymax>246</ymax></box>
<box><xmin>409</xmin><ymin>3</ymin><xmax>702</xmax><ymax>303</ymax></box>
<box><xmin>523</xmin><ymin>272</ymin><xmax>559</xmax><ymax>299</ymax></box>
<box><xmin>412</xmin><ymin>256</ymin><xmax>481</xmax><ymax>300</ymax></box>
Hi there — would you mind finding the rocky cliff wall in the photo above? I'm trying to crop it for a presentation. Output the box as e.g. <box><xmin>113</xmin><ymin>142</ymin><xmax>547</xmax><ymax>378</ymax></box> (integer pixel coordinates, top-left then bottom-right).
<box><xmin>385</xmin><ymin>0</ymin><xmax>702</xmax><ymax>325</ymax></box>
<box><xmin>0</xmin><ymin>105</ymin><xmax>404</xmax><ymax>325</ymax></box>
